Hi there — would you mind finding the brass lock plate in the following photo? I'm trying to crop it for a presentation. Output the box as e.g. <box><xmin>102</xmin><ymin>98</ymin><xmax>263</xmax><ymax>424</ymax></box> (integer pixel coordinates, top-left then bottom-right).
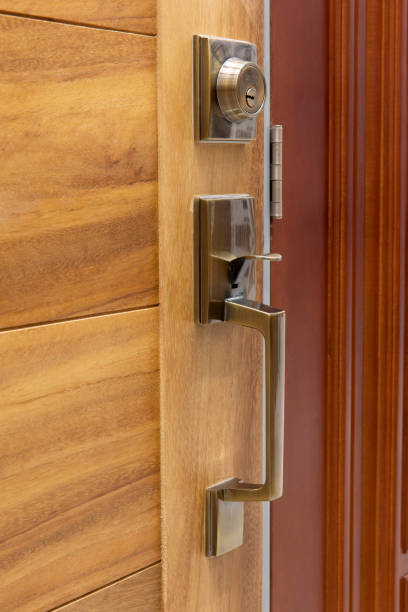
<box><xmin>194</xmin><ymin>195</ymin><xmax>257</xmax><ymax>324</ymax></box>
<box><xmin>206</xmin><ymin>479</ymin><xmax>244</xmax><ymax>557</ymax></box>
<box><xmin>193</xmin><ymin>36</ymin><xmax>261</xmax><ymax>142</ymax></box>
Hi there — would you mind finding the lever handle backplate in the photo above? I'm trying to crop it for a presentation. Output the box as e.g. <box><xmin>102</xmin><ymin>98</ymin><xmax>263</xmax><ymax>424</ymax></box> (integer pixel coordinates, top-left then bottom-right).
<box><xmin>195</xmin><ymin>195</ymin><xmax>267</xmax><ymax>324</ymax></box>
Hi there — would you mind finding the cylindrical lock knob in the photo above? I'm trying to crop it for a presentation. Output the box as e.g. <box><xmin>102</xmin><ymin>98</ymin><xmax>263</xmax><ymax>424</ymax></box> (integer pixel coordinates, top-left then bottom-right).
<box><xmin>216</xmin><ymin>58</ymin><xmax>266</xmax><ymax>122</ymax></box>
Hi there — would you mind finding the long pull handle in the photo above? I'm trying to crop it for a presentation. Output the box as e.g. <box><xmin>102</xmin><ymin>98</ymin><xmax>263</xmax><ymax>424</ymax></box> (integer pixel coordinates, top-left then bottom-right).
<box><xmin>222</xmin><ymin>298</ymin><xmax>285</xmax><ymax>502</ymax></box>
<box><xmin>206</xmin><ymin>297</ymin><xmax>285</xmax><ymax>556</ymax></box>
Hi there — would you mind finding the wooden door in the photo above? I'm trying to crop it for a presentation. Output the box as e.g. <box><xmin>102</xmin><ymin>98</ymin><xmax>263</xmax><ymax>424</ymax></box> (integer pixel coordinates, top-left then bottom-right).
<box><xmin>269</xmin><ymin>1</ymin><xmax>408</xmax><ymax>611</ymax></box>
<box><xmin>0</xmin><ymin>8</ymin><xmax>161</xmax><ymax>611</ymax></box>
<box><xmin>158</xmin><ymin>1</ymin><xmax>266</xmax><ymax>611</ymax></box>
<box><xmin>268</xmin><ymin>2</ymin><xmax>327</xmax><ymax>610</ymax></box>
<box><xmin>2</xmin><ymin>1</ymin><xmax>406</xmax><ymax>611</ymax></box>
<box><xmin>0</xmin><ymin>1</ymin><xmax>268</xmax><ymax>610</ymax></box>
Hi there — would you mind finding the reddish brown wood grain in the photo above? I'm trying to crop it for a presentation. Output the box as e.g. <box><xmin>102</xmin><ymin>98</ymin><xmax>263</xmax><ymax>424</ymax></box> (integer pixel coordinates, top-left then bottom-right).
<box><xmin>326</xmin><ymin>1</ymin><xmax>367</xmax><ymax>610</ymax></box>
<box><xmin>399</xmin><ymin>0</ymin><xmax>408</xmax><ymax>594</ymax></box>
<box><xmin>401</xmin><ymin>575</ymin><xmax>408</xmax><ymax>612</ymax></box>
<box><xmin>325</xmin><ymin>1</ymin><xmax>407</xmax><ymax>611</ymax></box>
<box><xmin>272</xmin><ymin>0</ymin><xmax>406</xmax><ymax>610</ymax></box>
<box><xmin>361</xmin><ymin>2</ymin><xmax>404</xmax><ymax>610</ymax></box>
<box><xmin>269</xmin><ymin>2</ymin><xmax>328</xmax><ymax>610</ymax></box>
<box><xmin>402</xmin><ymin>127</ymin><xmax>408</xmax><ymax>563</ymax></box>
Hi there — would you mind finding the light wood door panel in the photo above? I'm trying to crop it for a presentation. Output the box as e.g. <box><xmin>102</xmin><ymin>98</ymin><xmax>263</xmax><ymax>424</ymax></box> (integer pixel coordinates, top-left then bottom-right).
<box><xmin>158</xmin><ymin>1</ymin><xmax>265</xmax><ymax>610</ymax></box>
<box><xmin>56</xmin><ymin>564</ymin><xmax>161</xmax><ymax>611</ymax></box>
<box><xmin>0</xmin><ymin>308</ymin><xmax>160</xmax><ymax>611</ymax></box>
<box><xmin>0</xmin><ymin>15</ymin><xmax>157</xmax><ymax>330</ymax></box>
<box><xmin>0</xmin><ymin>2</ymin><xmax>156</xmax><ymax>35</ymax></box>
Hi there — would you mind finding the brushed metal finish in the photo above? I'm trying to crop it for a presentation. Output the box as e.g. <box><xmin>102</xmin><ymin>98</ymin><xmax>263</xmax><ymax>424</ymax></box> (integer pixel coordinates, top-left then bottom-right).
<box><xmin>195</xmin><ymin>196</ymin><xmax>285</xmax><ymax>556</ymax></box>
<box><xmin>195</xmin><ymin>195</ymin><xmax>281</xmax><ymax>323</ymax></box>
<box><xmin>270</xmin><ymin>125</ymin><xmax>283</xmax><ymax>219</ymax></box>
<box><xmin>195</xmin><ymin>195</ymin><xmax>257</xmax><ymax>324</ymax></box>
<box><xmin>216</xmin><ymin>58</ymin><xmax>266</xmax><ymax>122</ymax></box>
<box><xmin>194</xmin><ymin>35</ymin><xmax>265</xmax><ymax>142</ymax></box>
<box><xmin>206</xmin><ymin>479</ymin><xmax>244</xmax><ymax>557</ymax></box>
<box><xmin>222</xmin><ymin>298</ymin><xmax>285</xmax><ymax>503</ymax></box>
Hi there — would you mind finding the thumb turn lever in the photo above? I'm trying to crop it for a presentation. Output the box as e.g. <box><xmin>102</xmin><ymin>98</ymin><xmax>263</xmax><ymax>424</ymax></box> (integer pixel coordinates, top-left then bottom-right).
<box><xmin>213</xmin><ymin>252</ymin><xmax>282</xmax><ymax>287</ymax></box>
<box><xmin>194</xmin><ymin>195</ymin><xmax>286</xmax><ymax>557</ymax></box>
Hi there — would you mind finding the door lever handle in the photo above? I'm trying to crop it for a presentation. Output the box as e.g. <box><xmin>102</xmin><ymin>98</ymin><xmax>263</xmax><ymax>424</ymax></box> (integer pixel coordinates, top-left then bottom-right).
<box><xmin>195</xmin><ymin>195</ymin><xmax>286</xmax><ymax>557</ymax></box>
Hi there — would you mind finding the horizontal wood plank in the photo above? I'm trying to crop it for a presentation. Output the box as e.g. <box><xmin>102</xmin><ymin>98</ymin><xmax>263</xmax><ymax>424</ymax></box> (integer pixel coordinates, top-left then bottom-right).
<box><xmin>0</xmin><ymin>16</ymin><xmax>158</xmax><ymax>329</ymax></box>
<box><xmin>0</xmin><ymin>1</ymin><xmax>156</xmax><ymax>34</ymax></box>
<box><xmin>0</xmin><ymin>308</ymin><xmax>160</xmax><ymax>612</ymax></box>
<box><xmin>56</xmin><ymin>563</ymin><xmax>161</xmax><ymax>611</ymax></box>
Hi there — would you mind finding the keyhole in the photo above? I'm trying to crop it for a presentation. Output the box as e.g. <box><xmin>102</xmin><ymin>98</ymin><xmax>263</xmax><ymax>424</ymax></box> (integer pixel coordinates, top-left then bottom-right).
<box><xmin>245</xmin><ymin>87</ymin><xmax>257</xmax><ymax>109</ymax></box>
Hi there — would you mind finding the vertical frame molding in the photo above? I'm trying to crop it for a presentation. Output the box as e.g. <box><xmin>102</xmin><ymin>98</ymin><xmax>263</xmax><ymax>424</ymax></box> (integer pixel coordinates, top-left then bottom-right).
<box><xmin>327</xmin><ymin>0</ymin><xmax>366</xmax><ymax>609</ymax></box>
<box><xmin>328</xmin><ymin>0</ymin><xmax>406</xmax><ymax>610</ymax></box>
<box><xmin>399</xmin><ymin>0</ymin><xmax>408</xmax><ymax>601</ymax></box>
<box><xmin>269</xmin><ymin>1</ymin><xmax>328</xmax><ymax>609</ymax></box>
<box><xmin>362</xmin><ymin>2</ymin><xmax>404</xmax><ymax>609</ymax></box>
<box><xmin>402</xmin><ymin>575</ymin><xmax>408</xmax><ymax>612</ymax></box>
<box><xmin>327</xmin><ymin>0</ymin><xmax>352</xmax><ymax>606</ymax></box>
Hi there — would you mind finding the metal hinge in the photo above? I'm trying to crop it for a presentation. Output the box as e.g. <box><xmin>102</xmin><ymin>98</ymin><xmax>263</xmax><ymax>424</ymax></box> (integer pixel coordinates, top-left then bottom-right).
<box><xmin>270</xmin><ymin>125</ymin><xmax>283</xmax><ymax>219</ymax></box>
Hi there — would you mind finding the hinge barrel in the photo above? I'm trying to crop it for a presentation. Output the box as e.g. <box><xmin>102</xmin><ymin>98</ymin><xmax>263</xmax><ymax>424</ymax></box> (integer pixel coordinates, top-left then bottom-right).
<box><xmin>270</xmin><ymin>125</ymin><xmax>283</xmax><ymax>219</ymax></box>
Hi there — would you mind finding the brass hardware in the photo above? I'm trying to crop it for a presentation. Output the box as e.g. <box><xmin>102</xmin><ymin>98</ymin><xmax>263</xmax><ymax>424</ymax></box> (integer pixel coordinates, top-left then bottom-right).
<box><xmin>216</xmin><ymin>58</ymin><xmax>266</xmax><ymax>122</ymax></box>
<box><xmin>270</xmin><ymin>125</ymin><xmax>283</xmax><ymax>219</ymax></box>
<box><xmin>223</xmin><ymin>299</ymin><xmax>285</xmax><ymax>502</ymax></box>
<box><xmin>213</xmin><ymin>252</ymin><xmax>282</xmax><ymax>287</ymax></box>
<box><xmin>195</xmin><ymin>196</ymin><xmax>285</xmax><ymax>557</ymax></box>
<box><xmin>194</xmin><ymin>36</ymin><xmax>266</xmax><ymax>142</ymax></box>
<box><xmin>206</xmin><ymin>479</ymin><xmax>244</xmax><ymax>557</ymax></box>
<box><xmin>212</xmin><ymin>252</ymin><xmax>282</xmax><ymax>263</ymax></box>
<box><xmin>195</xmin><ymin>195</ymin><xmax>278</xmax><ymax>324</ymax></box>
<box><xmin>246</xmin><ymin>87</ymin><xmax>256</xmax><ymax>108</ymax></box>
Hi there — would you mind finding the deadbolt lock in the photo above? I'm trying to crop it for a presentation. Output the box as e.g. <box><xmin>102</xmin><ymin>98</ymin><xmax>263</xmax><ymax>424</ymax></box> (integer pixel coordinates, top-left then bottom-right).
<box><xmin>217</xmin><ymin>58</ymin><xmax>266</xmax><ymax>122</ymax></box>
<box><xmin>194</xmin><ymin>36</ymin><xmax>266</xmax><ymax>142</ymax></box>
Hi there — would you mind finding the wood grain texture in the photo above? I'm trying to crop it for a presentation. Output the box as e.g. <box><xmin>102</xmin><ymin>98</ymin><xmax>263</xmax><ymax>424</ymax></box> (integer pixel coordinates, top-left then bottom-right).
<box><xmin>0</xmin><ymin>1</ymin><xmax>156</xmax><ymax>34</ymax></box>
<box><xmin>402</xmin><ymin>575</ymin><xmax>408</xmax><ymax>612</ymax></box>
<box><xmin>361</xmin><ymin>2</ymin><xmax>405</xmax><ymax>610</ymax></box>
<box><xmin>399</xmin><ymin>0</ymin><xmax>408</xmax><ymax>580</ymax></box>
<box><xmin>326</xmin><ymin>1</ymin><xmax>351</xmax><ymax>608</ymax></box>
<box><xmin>269</xmin><ymin>2</ymin><xmax>328</xmax><ymax>611</ymax></box>
<box><xmin>326</xmin><ymin>1</ymin><xmax>367</xmax><ymax>610</ymax></box>
<box><xmin>158</xmin><ymin>1</ymin><xmax>264</xmax><ymax>610</ymax></box>
<box><xmin>325</xmin><ymin>1</ymin><xmax>408</xmax><ymax>610</ymax></box>
<box><xmin>0</xmin><ymin>15</ymin><xmax>158</xmax><ymax>330</ymax></box>
<box><xmin>325</xmin><ymin>0</ymin><xmax>407</xmax><ymax>610</ymax></box>
<box><xmin>56</xmin><ymin>563</ymin><xmax>161</xmax><ymax>611</ymax></box>
<box><xmin>402</xmin><ymin>239</ymin><xmax>408</xmax><ymax>553</ymax></box>
<box><xmin>402</xmin><ymin>147</ymin><xmax>408</xmax><ymax>564</ymax></box>
<box><xmin>271</xmin><ymin>1</ymin><xmax>406</xmax><ymax>609</ymax></box>
<box><xmin>0</xmin><ymin>308</ymin><xmax>160</xmax><ymax>612</ymax></box>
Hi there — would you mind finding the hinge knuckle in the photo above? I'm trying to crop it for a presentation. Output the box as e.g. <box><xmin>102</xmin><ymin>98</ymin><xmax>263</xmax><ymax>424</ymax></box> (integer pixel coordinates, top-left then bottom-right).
<box><xmin>270</xmin><ymin>125</ymin><xmax>283</xmax><ymax>219</ymax></box>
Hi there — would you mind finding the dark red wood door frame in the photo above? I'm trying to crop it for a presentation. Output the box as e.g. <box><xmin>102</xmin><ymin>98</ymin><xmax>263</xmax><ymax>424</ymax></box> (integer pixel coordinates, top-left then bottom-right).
<box><xmin>270</xmin><ymin>1</ymin><xmax>408</xmax><ymax>610</ymax></box>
